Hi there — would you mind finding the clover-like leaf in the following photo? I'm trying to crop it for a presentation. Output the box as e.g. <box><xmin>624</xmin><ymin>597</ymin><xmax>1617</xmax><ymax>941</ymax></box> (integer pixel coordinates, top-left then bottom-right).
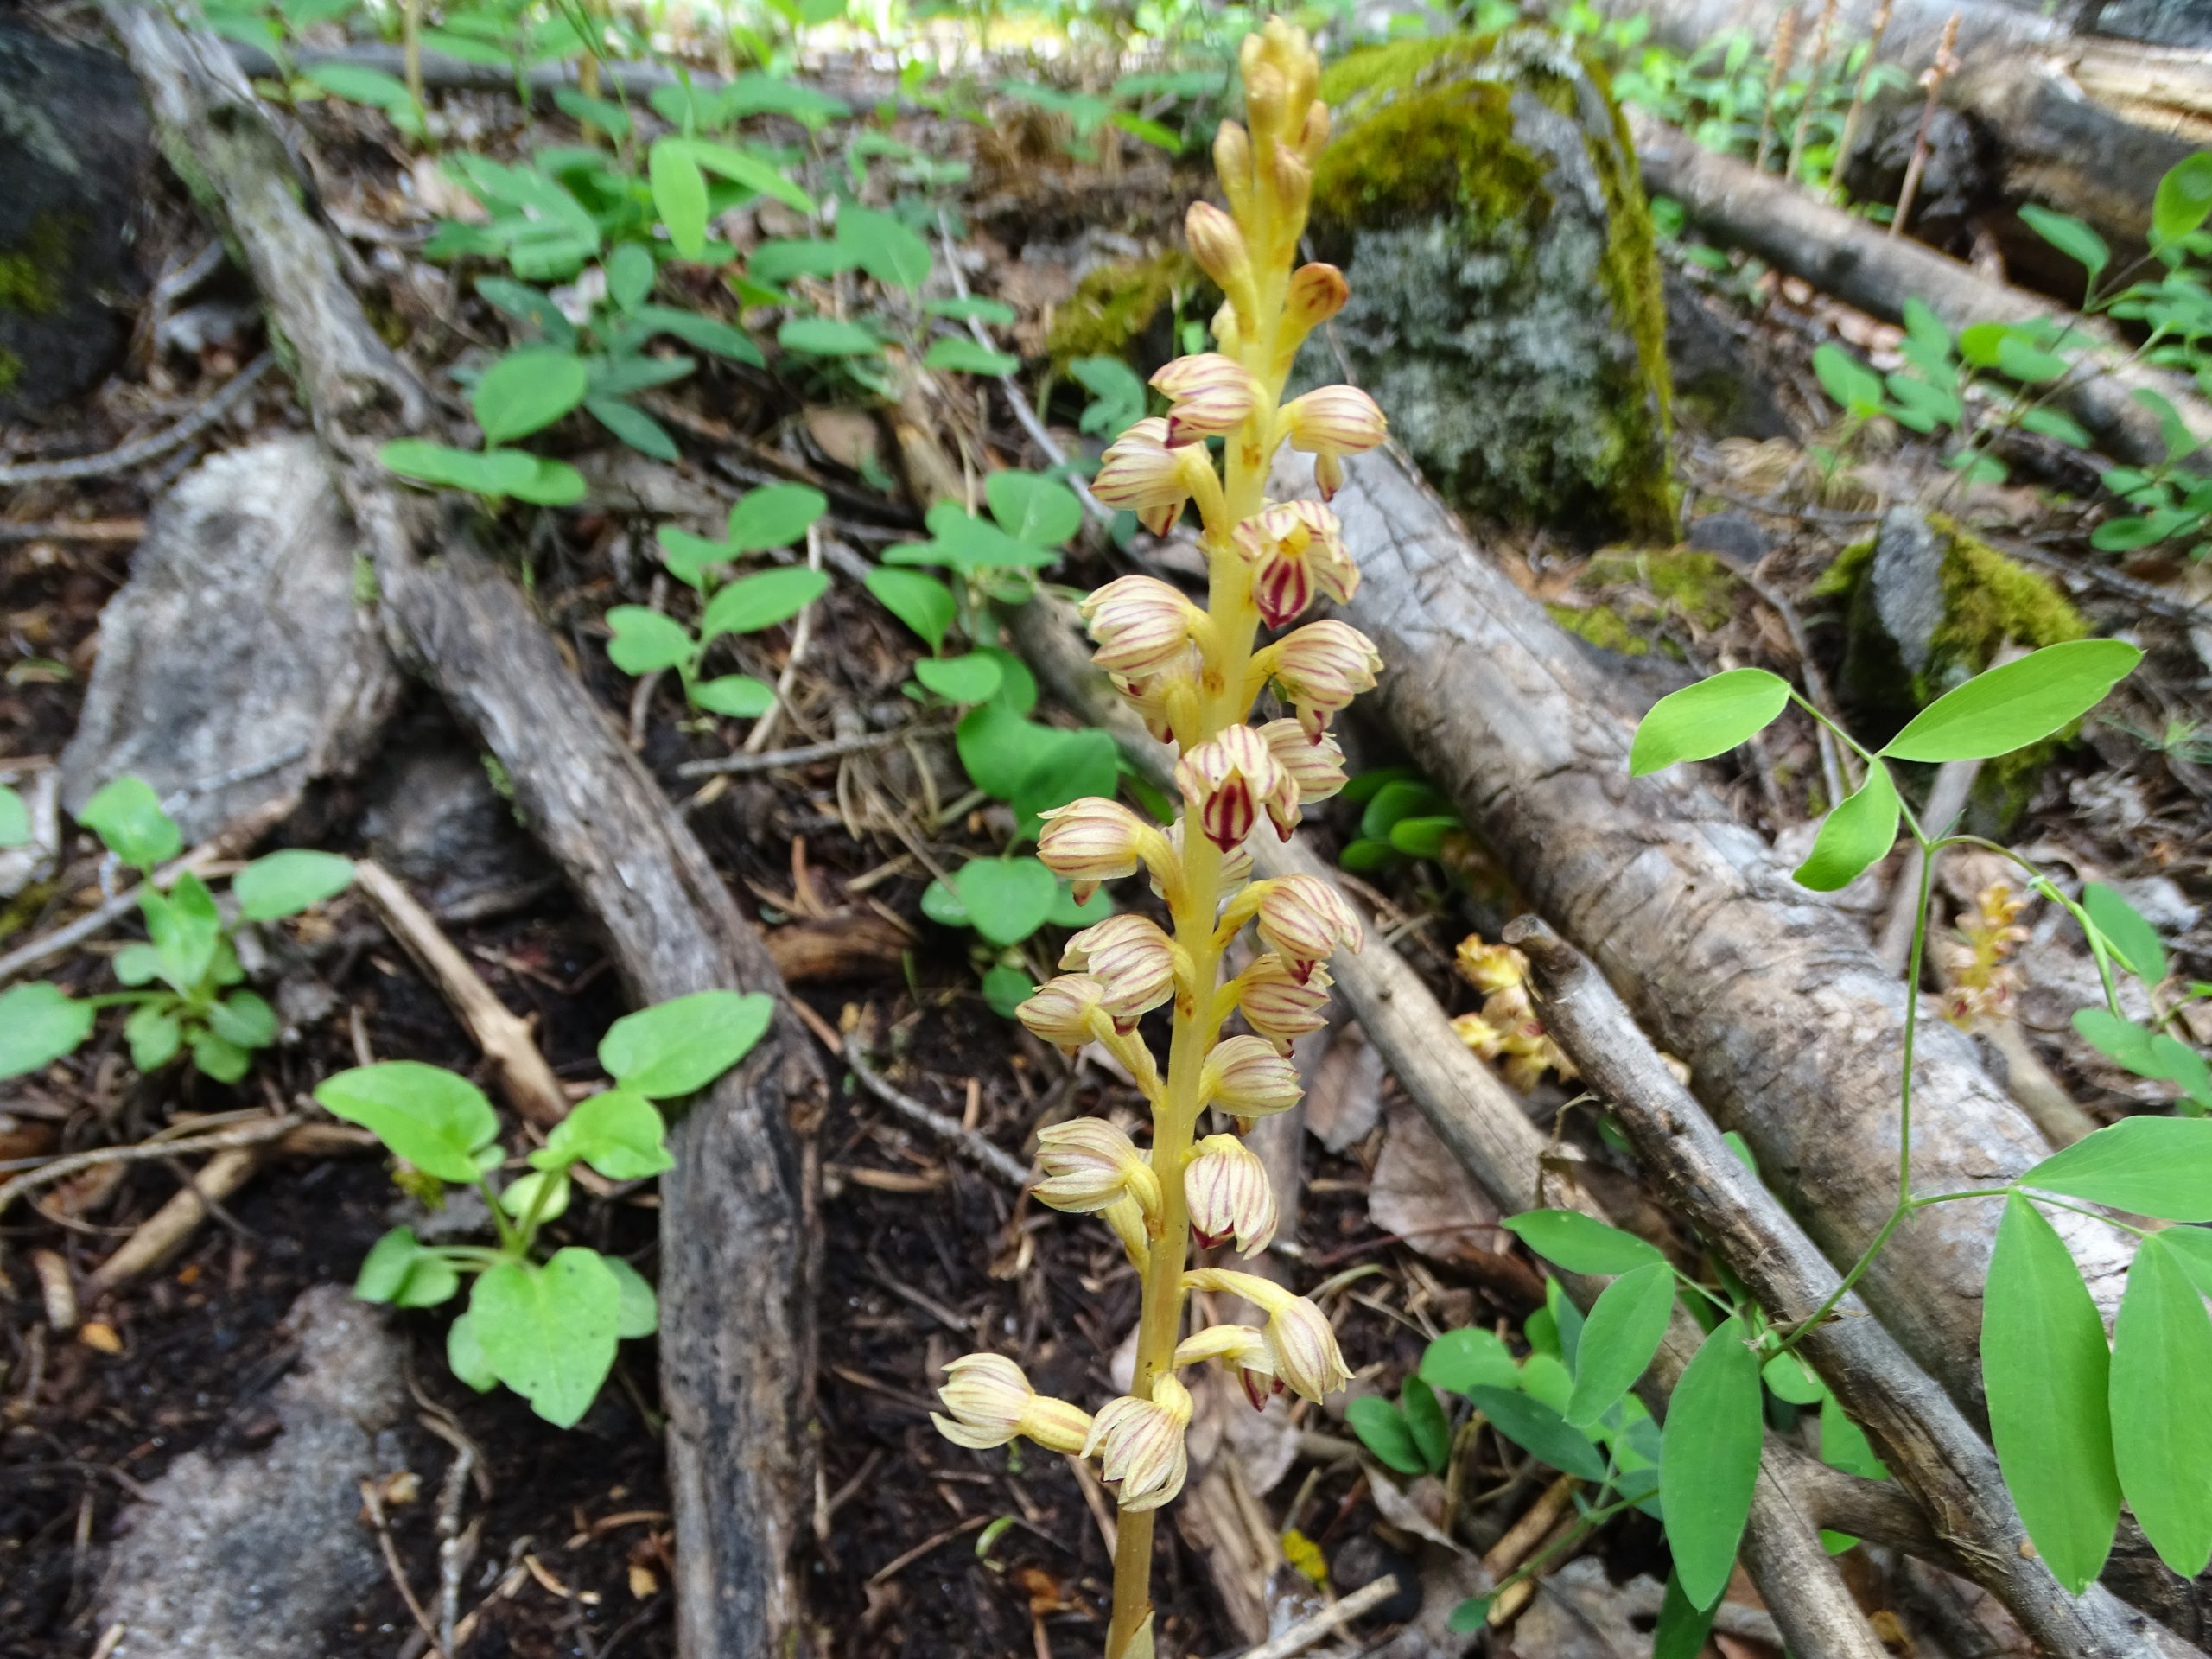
<box><xmin>315</xmin><ymin>1062</ymin><xmax>501</xmax><ymax>1184</ymax></box>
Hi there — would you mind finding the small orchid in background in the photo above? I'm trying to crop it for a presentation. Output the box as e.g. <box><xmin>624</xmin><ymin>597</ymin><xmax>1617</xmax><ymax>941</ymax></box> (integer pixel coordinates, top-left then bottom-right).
<box><xmin>926</xmin><ymin>20</ymin><xmax>1386</xmax><ymax>1656</ymax></box>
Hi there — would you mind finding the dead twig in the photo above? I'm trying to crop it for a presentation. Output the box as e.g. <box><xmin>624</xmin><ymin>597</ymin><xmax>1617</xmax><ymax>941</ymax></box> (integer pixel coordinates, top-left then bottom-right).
<box><xmin>1230</xmin><ymin>1573</ymin><xmax>1403</xmax><ymax>1659</ymax></box>
<box><xmin>839</xmin><ymin>1033</ymin><xmax>1031</xmax><ymax>1190</ymax></box>
<box><xmin>354</xmin><ymin>858</ymin><xmax>569</xmax><ymax>1128</ymax></box>
<box><xmin>1891</xmin><ymin>12</ymin><xmax>1961</xmax><ymax>239</ymax></box>
<box><xmin>0</xmin><ymin>352</ymin><xmax>276</xmax><ymax>487</ymax></box>
<box><xmin>739</xmin><ymin>522</ymin><xmax>823</xmax><ymax>756</ymax></box>
<box><xmin>674</xmin><ymin>722</ymin><xmax>946</xmax><ymax>779</ymax></box>
<box><xmin>0</xmin><ymin>1113</ymin><xmax>309</xmax><ymax>1218</ymax></box>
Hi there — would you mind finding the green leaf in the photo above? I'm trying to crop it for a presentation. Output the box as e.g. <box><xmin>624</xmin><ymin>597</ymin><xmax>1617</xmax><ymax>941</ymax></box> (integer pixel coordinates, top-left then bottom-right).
<box><xmin>2161</xmin><ymin>1226</ymin><xmax>2212</xmax><ymax>1299</ymax></box>
<box><xmin>1504</xmin><ymin>1210</ymin><xmax>1667</xmax><ymax>1274</ymax></box>
<box><xmin>836</xmin><ymin>203</ymin><xmax>932</xmax><ymax>290</ymax></box>
<box><xmin>1402</xmin><ymin>1374</ymin><xmax>1452</xmax><ymax>1472</ymax></box>
<box><xmin>2025</xmin><ymin>207</ymin><xmax>2106</xmax><ymax>285</ymax></box>
<box><xmin>1792</xmin><ymin>760</ymin><xmax>1899</xmax><ymax>891</ymax></box>
<box><xmin>1465</xmin><ymin>1384</ymin><xmax>1609</xmax><ymax>1482</ymax></box>
<box><xmin>632</xmin><ymin>305</ymin><xmax>763</xmax><ymax>365</ymax></box>
<box><xmin>2018</xmin><ymin>1117</ymin><xmax>2212</xmax><ymax>1220</ymax></box>
<box><xmin>599</xmin><ymin>989</ymin><xmax>774</xmax><ymax>1098</ymax></box>
<box><xmin>0</xmin><ymin>785</ymin><xmax>29</xmax><ymax>848</ymax></box>
<box><xmin>1421</xmin><ymin>1327</ymin><xmax>1520</xmax><ymax>1395</ymax></box>
<box><xmin>113</xmin><ymin>943</ymin><xmax>162</xmax><ymax>987</ymax></box>
<box><xmin>2153</xmin><ymin>154</ymin><xmax>2212</xmax><ymax>251</ymax></box>
<box><xmin>1652</xmin><ymin>1572</ymin><xmax>1718</xmax><ymax>1659</ymax></box>
<box><xmin>1388</xmin><ymin>816</ymin><xmax>1460</xmax><ymax>859</ymax></box>
<box><xmin>727</xmin><ymin>483</ymin><xmax>828</xmax><ymax>552</ymax></box>
<box><xmin>2090</xmin><ymin>515</ymin><xmax>2170</xmax><ymax>553</ymax></box>
<box><xmin>606</xmin><ymin>606</ymin><xmax>696</xmax><ymax>674</ymax></box>
<box><xmin>356</xmin><ymin>1227</ymin><xmax>461</xmax><ymax>1307</ymax></box>
<box><xmin>1346</xmin><ymin>1395</ymin><xmax>1428</xmax><ymax>1475</ymax></box>
<box><xmin>778</xmin><ymin>317</ymin><xmax>880</xmax><ymax>357</ymax></box>
<box><xmin>604</xmin><ymin>243</ymin><xmax>655</xmax><ymax>311</ymax></box>
<box><xmin>923</xmin><ymin>336</ymin><xmax>1021</xmax><ymax>377</ymax></box>
<box><xmin>533</xmin><ymin>1088</ymin><xmax>676</xmax><ymax>1180</ymax></box>
<box><xmin>302</xmin><ymin>61</ymin><xmax>418</xmax><ymax>122</ymax></box>
<box><xmin>1047</xmin><ymin>884</ymin><xmax>1111</xmax><ymax>927</ymax></box>
<box><xmin>1878</xmin><ymin>639</ymin><xmax>2143</xmax><ymax>763</ymax></box>
<box><xmin>146</xmin><ymin>873</ymin><xmax>223</xmax><ymax>992</ymax></box>
<box><xmin>191</xmin><ymin>1029</ymin><xmax>251</xmax><ymax>1084</ymax></box>
<box><xmin>207</xmin><ymin>988</ymin><xmax>278</xmax><ymax>1050</ymax></box>
<box><xmin>2082</xmin><ymin>883</ymin><xmax>2168</xmax><ymax>986</ymax></box>
<box><xmin>378</xmin><ymin>439</ymin><xmax>540</xmax><ymax>499</ymax></box>
<box><xmin>1983</xmin><ymin>1193</ymin><xmax>2120</xmax><ymax>1592</ymax></box>
<box><xmin>700</xmin><ymin>567</ymin><xmax>828</xmax><ymax>639</ymax></box>
<box><xmin>1630</xmin><ymin>669</ymin><xmax>1792</xmax><ymax>777</ymax></box>
<box><xmin>2109</xmin><ymin>1234</ymin><xmax>2212</xmax><ymax>1577</ymax></box>
<box><xmin>671</xmin><ymin>138</ymin><xmax>815</xmax><ymax>213</ymax></box>
<box><xmin>650</xmin><ymin>140</ymin><xmax>709</xmax><ymax>261</ymax></box>
<box><xmin>2071</xmin><ymin>1010</ymin><xmax>2212</xmax><ymax>1110</ymax></box>
<box><xmin>656</xmin><ymin>525</ymin><xmax>732</xmax><ymax>589</ymax></box>
<box><xmin>913</xmin><ymin>652</ymin><xmax>1004</xmax><ymax>704</ymax></box>
<box><xmin>233</xmin><ymin>849</ymin><xmax>355</xmax><ymax>920</ymax></box>
<box><xmin>864</xmin><ymin>567</ymin><xmax>957</xmax><ymax>651</ymax></box>
<box><xmin>2018</xmin><ymin>406</ymin><xmax>2094</xmax><ymax>448</ymax></box>
<box><xmin>1011</xmin><ymin>728</ymin><xmax>1119</xmax><ymax>836</ymax></box>
<box><xmin>919</xmin><ymin>878</ymin><xmax>968</xmax><ymax>927</ymax></box>
<box><xmin>554</xmin><ymin>87</ymin><xmax>632</xmax><ymax>141</ymax></box>
<box><xmin>588</xmin><ymin>396</ymin><xmax>680</xmax><ymax>461</ymax></box>
<box><xmin>1660</xmin><ymin>1315</ymin><xmax>1763</xmax><ymax>1610</ymax></box>
<box><xmin>929</xmin><ymin>296</ymin><xmax>1020</xmax><ymax>327</ymax></box>
<box><xmin>79</xmin><ymin>775</ymin><xmax>180</xmax><ymax>869</ymax></box>
<box><xmin>1446</xmin><ymin>1597</ymin><xmax>1494</xmax><ymax>1634</ymax></box>
<box><xmin>953</xmin><ymin>857</ymin><xmax>1058</xmax><ymax>947</ymax></box>
<box><xmin>447</xmin><ymin>1310</ymin><xmax>498</xmax><ymax>1392</ymax></box>
<box><xmin>986</xmin><ymin>471</ymin><xmax>1083</xmax><ymax>548</ymax></box>
<box><xmin>1567</xmin><ymin>1262</ymin><xmax>1676</xmax><ymax>1427</ymax></box>
<box><xmin>605</xmin><ymin>1255</ymin><xmax>658</xmax><ymax>1339</ymax></box>
<box><xmin>982</xmin><ymin>964</ymin><xmax>1036</xmax><ymax>1018</ymax></box>
<box><xmin>1812</xmin><ymin>342</ymin><xmax>1885</xmax><ymax>415</ymax></box>
<box><xmin>499</xmin><ymin>1169</ymin><xmax>571</xmax><ymax>1225</ymax></box>
<box><xmin>689</xmin><ymin>675</ymin><xmax>777</xmax><ymax>717</ymax></box>
<box><xmin>469</xmin><ymin>1249</ymin><xmax>621</xmax><ymax>1427</ymax></box>
<box><xmin>124</xmin><ymin>1001</ymin><xmax>182</xmax><ymax>1071</ymax></box>
<box><xmin>472</xmin><ymin>348</ymin><xmax>590</xmax><ymax>445</ymax></box>
<box><xmin>315</xmin><ymin>1062</ymin><xmax>501</xmax><ymax>1184</ymax></box>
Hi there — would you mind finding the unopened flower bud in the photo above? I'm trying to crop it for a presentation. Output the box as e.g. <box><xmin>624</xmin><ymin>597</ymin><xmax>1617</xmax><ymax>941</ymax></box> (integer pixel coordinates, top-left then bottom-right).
<box><xmin>1176</xmin><ymin>725</ymin><xmax>1300</xmax><ymax>853</ymax></box>
<box><xmin>1213</xmin><ymin>119</ymin><xmax>1255</xmax><ymax>213</ymax></box>
<box><xmin>1252</xmin><ymin>874</ymin><xmax>1364</xmax><ymax>978</ymax></box>
<box><xmin>1243</xmin><ymin>60</ymin><xmax>1288</xmax><ymax>145</ymax></box>
<box><xmin>1081</xmin><ymin>575</ymin><xmax>1203</xmax><ymax>678</ymax></box>
<box><xmin>1452</xmin><ymin>1010</ymin><xmax>1504</xmax><ymax>1059</ymax></box>
<box><xmin>1085</xmin><ymin>1374</ymin><xmax>1194</xmax><ymax>1510</ymax></box>
<box><xmin>1185</xmin><ymin>1133</ymin><xmax>1277</xmax><ymax>1253</ymax></box>
<box><xmin>1034</xmin><ymin>1116</ymin><xmax>1161</xmax><ymax>1217</ymax></box>
<box><xmin>1232</xmin><ymin>499</ymin><xmax>1359</xmax><ymax>628</ymax></box>
<box><xmin>1294</xmin><ymin>99</ymin><xmax>1331</xmax><ymax>163</ymax></box>
<box><xmin>1271</xmin><ymin>142</ymin><xmax>1313</xmax><ymax>224</ymax></box>
<box><xmin>1153</xmin><ymin>352</ymin><xmax>1262</xmax><ymax>445</ymax></box>
<box><xmin>1090</xmin><ymin>416</ymin><xmax>1205</xmax><ymax>536</ymax></box>
<box><xmin>1184</xmin><ymin>204</ymin><xmax>1254</xmax><ymax>305</ymax></box>
<box><xmin>1268</xmin><ymin>619</ymin><xmax>1382</xmax><ymax>737</ymax></box>
<box><xmin>1038</xmin><ymin>797</ymin><xmax>1171</xmax><ymax>902</ymax></box>
<box><xmin>1062</xmin><ymin>913</ymin><xmax>1181</xmax><ymax>1026</ymax></box>
<box><xmin>1202</xmin><ymin>1033</ymin><xmax>1303</xmax><ymax>1116</ymax></box>
<box><xmin>1456</xmin><ymin>938</ymin><xmax>1528</xmax><ymax>995</ymax></box>
<box><xmin>1016</xmin><ymin>973</ymin><xmax>1110</xmax><ymax>1055</ymax></box>
<box><xmin>1210</xmin><ymin>300</ymin><xmax>1243</xmax><ymax>358</ymax></box>
<box><xmin>1183</xmin><ymin>1268</ymin><xmax>1351</xmax><ymax>1402</ymax></box>
<box><xmin>1113</xmin><ymin>647</ymin><xmax>1202</xmax><ymax>745</ymax></box>
<box><xmin>933</xmin><ymin>1353</ymin><xmax>1095</xmax><ymax>1453</ymax></box>
<box><xmin>1258</xmin><ymin>720</ymin><xmax>1347</xmax><ymax>804</ymax></box>
<box><xmin>1285</xmin><ymin>263</ymin><xmax>1350</xmax><ymax>335</ymax></box>
<box><xmin>1100</xmin><ymin>1190</ymin><xmax>1150</xmax><ymax>1266</ymax></box>
<box><xmin>1174</xmin><ymin>1323</ymin><xmax>1277</xmax><ymax>1409</ymax></box>
<box><xmin>1238</xmin><ymin>952</ymin><xmax>1333</xmax><ymax>1051</ymax></box>
<box><xmin>1281</xmin><ymin>387</ymin><xmax>1389</xmax><ymax>493</ymax></box>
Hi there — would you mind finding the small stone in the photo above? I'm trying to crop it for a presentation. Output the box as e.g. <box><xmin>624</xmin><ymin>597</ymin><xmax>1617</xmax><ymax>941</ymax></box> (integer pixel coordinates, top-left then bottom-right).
<box><xmin>1686</xmin><ymin>511</ymin><xmax>1772</xmax><ymax>569</ymax></box>
<box><xmin>1868</xmin><ymin>505</ymin><xmax>1948</xmax><ymax>679</ymax></box>
<box><xmin>1329</xmin><ymin>1534</ymin><xmax>1424</xmax><ymax>1624</ymax></box>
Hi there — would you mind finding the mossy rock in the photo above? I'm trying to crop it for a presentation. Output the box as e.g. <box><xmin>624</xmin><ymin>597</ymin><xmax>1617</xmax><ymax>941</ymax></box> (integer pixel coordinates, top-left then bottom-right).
<box><xmin>1044</xmin><ymin>248</ymin><xmax>1214</xmax><ymax>373</ymax></box>
<box><xmin>1818</xmin><ymin>507</ymin><xmax>2088</xmax><ymax>833</ymax></box>
<box><xmin>0</xmin><ymin>25</ymin><xmax>152</xmax><ymax>418</ymax></box>
<box><xmin>1310</xmin><ymin>29</ymin><xmax>1676</xmax><ymax>543</ymax></box>
<box><xmin>1547</xmin><ymin>545</ymin><xmax>1740</xmax><ymax>659</ymax></box>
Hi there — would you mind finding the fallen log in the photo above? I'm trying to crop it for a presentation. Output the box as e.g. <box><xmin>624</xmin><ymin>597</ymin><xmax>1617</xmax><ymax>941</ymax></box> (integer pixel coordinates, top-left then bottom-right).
<box><xmin>1629</xmin><ymin>112</ymin><xmax>2212</xmax><ymax>467</ymax></box>
<box><xmin>1589</xmin><ymin>0</ymin><xmax>2207</xmax><ymax>244</ymax></box>
<box><xmin>1319</xmin><ymin>444</ymin><xmax>2210</xmax><ymax>1637</ymax></box>
<box><xmin>1008</xmin><ymin>599</ymin><xmax>1896</xmax><ymax>1659</ymax></box>
<box><xmin>105</xmin><ymin>10</ymin><xmax>819</xmax><ymax>1656</ymax></box>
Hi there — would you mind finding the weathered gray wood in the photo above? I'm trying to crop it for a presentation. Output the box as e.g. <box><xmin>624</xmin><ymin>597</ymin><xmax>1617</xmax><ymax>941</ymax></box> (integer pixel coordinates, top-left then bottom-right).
<box><xmin>1628</xmin><ymin>113</ymin><xmax>2212</xmax><ymax>466</ymax></box>
<box><xmin>103</xmin><ymin>10</ymin><xmax>817</xmax><ymax>1656</ymax></box>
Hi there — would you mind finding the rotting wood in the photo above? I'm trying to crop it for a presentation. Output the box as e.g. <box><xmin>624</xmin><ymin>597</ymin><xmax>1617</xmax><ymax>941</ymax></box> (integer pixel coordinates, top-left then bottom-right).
<box><xmin>104</xmin><ymin>11</ymin><xmax>818</xmax><ymax>1656</ymax></box>
<box><xmin>1005</xmin><ymin>597</ymin><xmax>1896</xmax><ymax>1659</ymax></box>
<box><xmin>1510</xmin><ymin>915</ymin><xmax>2195</xmax><ymax>1659</ymax></box>
<box><xmin>1630</xmin><ymin>113</ymin><xmax>2212</xmax><ymax>468</ymax></box>
<box><xmin>1316</xmin><ymin>444</ymin><xmax>2212</xmax><ymax>1637</ymax></box>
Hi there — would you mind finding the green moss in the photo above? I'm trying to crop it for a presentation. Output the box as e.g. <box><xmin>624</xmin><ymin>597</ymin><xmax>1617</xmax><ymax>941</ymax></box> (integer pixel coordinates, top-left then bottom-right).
<box><xmin>1548</xmin><ymin>601</ymin><xmax>1650</xmax><ymax>655</ymax></box>
<box><xmin>0</xmin><ymin>212</ymin><xmax>75</xmax><ymax>317</ymax></box>
<box><xmin>1583</xmin><ymin>547</ymin><xmax>1738</xmax><ymax>630</ymax></box>
<box><xmin>1309</xmin><ymin>29</ymin><xmax>1675</xmax><ymax>542</ymax></box>
<box><xmin>0</xmin><ymin>348</ymin><xmax>19</xmax><ymax>394</ymax></box>
<box><xmin>1045</xmin><ymin>248</ymin><xmax>1209</xmax><ymax>370</ymax></box>
<box><xmin>1931</xmin><ymin>515</ymin><xmax>2086</xmax><ymax>670</ymax></box>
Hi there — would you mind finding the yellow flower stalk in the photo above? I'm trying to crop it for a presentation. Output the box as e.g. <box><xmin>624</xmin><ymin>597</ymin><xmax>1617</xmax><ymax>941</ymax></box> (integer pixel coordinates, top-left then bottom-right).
<box><xmin>939</xmin><ymin>21</ymin><xmax>1383</xmax><ymax>1656</ymax></box>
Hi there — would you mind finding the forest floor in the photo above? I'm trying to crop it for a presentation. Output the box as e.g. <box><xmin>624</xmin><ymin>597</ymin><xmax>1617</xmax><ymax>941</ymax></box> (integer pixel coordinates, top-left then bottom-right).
<box><xmin>4</xmin><ymin>18</ymin><xmax>2211</xmax><ymax>1659</ymax></box>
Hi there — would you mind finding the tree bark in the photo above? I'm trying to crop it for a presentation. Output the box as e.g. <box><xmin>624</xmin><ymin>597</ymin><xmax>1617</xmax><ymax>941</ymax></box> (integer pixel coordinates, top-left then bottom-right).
<box><xmin>104</xmin><ymin>10</ymin><xmax>817</xmax><ymax>1656</ymax></box>
<box><xmin>1629</xmin><ymin>113</ymin><xmax>2212</xmax><ymax>467</ymax></box>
